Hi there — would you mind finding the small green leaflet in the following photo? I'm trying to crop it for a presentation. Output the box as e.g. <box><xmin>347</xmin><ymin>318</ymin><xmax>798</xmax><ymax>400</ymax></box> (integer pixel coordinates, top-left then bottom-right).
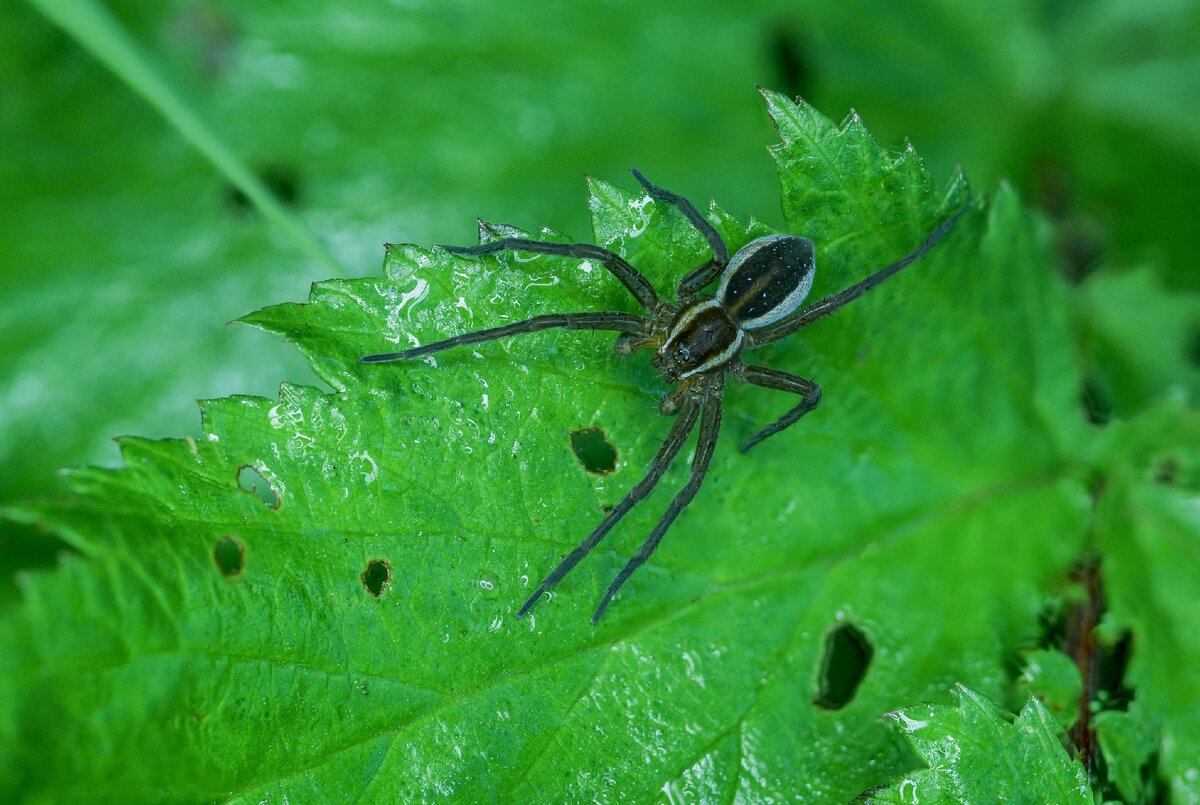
<box><xmin>865</xmin><ymin>685</ymin><xmax>1090</xmax><ymax>803</ymax></box>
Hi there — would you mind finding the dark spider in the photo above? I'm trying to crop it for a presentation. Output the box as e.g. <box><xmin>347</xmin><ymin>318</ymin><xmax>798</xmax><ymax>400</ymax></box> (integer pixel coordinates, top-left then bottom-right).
<box><xmin>362</xmin><ymin>169</ymin><xmax>968</xmax><ymax>624</ymax></box>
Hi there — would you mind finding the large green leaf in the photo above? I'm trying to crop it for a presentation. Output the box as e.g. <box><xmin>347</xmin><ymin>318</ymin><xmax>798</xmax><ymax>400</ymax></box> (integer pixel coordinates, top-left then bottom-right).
<box><xmin>2</xmin><ymin>90</ymin><xmax>1117</xmax><ymax>801</ymax></box>
<box><xmin>866</xmin><ymin>686</ymin><xmax>1090</xmax><ymax>803</ymax></box>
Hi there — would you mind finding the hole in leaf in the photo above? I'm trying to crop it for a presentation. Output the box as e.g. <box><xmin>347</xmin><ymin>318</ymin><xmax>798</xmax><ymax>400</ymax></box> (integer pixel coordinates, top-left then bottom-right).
<box><xmin>1081</xmin><ymin>372</ymin><xmax>1113</xmax><ymax>426</ymax></box>
<box><xmin>813</xmin><ymin>622</ymin><xmax>873</xmax><ymax>710</ymax></box>
<box><xmin>226</xmin><ymin>163</ymin><xmax>301</xmax><ymax>212</ymax></box>
<box><xmin>570</xmin><ymin>427</ymin><xmax>617</xmax><ymax>475</ymax></box>
<box><xmin>238</xmin><ymin>465</ymin><xmax>280</xmax><ymax>509</ymax></box>
<box><xmin>362</xmin><ymin>559</ymin><xmax>391</xmax><ymax>597</ymax></box>
<box><xmin>213</xmin><ymin>535</ymin><xmax>245</xmax><ymax>577</ymax></box>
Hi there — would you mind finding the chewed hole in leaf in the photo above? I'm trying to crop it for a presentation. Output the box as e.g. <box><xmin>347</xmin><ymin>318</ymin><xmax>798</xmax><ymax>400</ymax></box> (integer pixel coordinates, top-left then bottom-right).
<box><xmin>213</xmin><ymin>536</ymin><xmax>245</xmax><ymax>577</ymax></box>
<box><xmin>813</xmin><ymin>622</ymin><xmax>873</xmax><ymax>710</ymax></box>
<box><xmin>237</xmin><ymin>465</ymin><xmax>281</xmax><ymax>509</ymax></box>
<box><xmin>361</xmin><ymin>559</ymin><xmax>391</xmax><ymax>597</ymax></box>
<box><xmin>570</xmin><ymin>427</ymin><xmax>617</xmax><ymax>475</ymax></box>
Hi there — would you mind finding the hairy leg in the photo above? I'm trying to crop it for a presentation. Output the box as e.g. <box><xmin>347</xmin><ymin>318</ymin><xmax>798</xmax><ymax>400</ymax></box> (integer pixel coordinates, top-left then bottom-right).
<box><xmin>591</xmin><ymin>387</ymin><xmax>723</xmax><ymax>623</ymax></box>
<box><xmin>732</xmin><ymin>363</ymin><xmax>821</xmax><ymax>452</ymax></box>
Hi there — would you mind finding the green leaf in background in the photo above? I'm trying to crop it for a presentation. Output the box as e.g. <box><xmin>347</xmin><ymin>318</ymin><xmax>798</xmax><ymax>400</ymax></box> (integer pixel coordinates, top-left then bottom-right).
<box><xmin>865</xmin><ymin>686</ymin><xmax>1090</xmax><ymax>803</ymax></box>
<box><xmin>790</xmin><ymin>0</ymin><xmax>1200</xmax><ymax>288</ymax></box>
<box><xmin>1091</xmin><ymin>400</ymin><xmax>1200</xmax><ymax>804</ymax></box>
<box><xmin>3</xmin><ymin>88</ymin><xmax>1114</xmax><ymax>801</ymax></box>
<box><xmin>1075</xmin><ymin>266</ymin><xmax>1200</xmax><ymax>419</ymax></box>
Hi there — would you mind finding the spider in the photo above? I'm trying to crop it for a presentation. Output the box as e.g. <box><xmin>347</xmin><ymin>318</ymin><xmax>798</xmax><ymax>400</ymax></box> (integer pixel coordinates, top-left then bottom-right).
<box><xmin>362</xmin><ymin>169</ymin><xmax>967</xmax><ymax>624</ymax></box>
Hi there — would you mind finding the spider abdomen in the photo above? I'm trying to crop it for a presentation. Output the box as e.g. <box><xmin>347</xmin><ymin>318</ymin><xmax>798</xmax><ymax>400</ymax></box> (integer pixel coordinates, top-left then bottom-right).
<box><xmin>716</xmin><ymin>235</ymin><xmax>816</xmax><ymax>330</ymax></box>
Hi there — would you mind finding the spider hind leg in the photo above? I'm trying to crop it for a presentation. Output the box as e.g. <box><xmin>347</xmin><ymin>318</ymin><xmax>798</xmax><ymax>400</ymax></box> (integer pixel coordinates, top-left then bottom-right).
<box><xmin>517</xmin><ymin>400</ymin><xmax>702</xmax><ymax>620</ymax></box>
<box><xmin>590</xmin><ymin>392</ymin><xmax>723</xmax><ymax>623</ymax></box>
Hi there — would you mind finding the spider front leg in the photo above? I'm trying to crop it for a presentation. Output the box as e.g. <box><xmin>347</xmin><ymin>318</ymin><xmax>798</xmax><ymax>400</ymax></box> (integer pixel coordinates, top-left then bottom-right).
<box><xmin>629</xmin><ymin>169</ymin><xmax>729</xmax><ymax>298</ymax></box>
<box><xmin>590</xmin><ymin>387</ymin><xmax>723</xmax><ymax>623</ymax></box>
<box><xmin>517</xmin><ymin>399</ymin><xmax>702</xmax><ymax>620</ymax></box>
<box><xmin>360</xmin><ymin>312</ymin><xmax>648</xmax><ymax>362</ymax></box>
<box><xmin>731</xmin><ymin>363</ymin><xmax>821</xmax><ymax>453</ymax></box>
<box><xmin>442</xmin><ymin>238</ymin><xmax>660</xmax><ymax>312</ymax></box>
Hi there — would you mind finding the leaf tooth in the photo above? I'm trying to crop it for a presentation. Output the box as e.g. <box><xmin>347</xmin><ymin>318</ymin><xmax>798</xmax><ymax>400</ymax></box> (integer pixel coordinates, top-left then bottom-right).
<box><xmin>760</xmin><ymin>86</ymin><xmax>838</xmax><ymax>149</ymax></box>
<box><xmin>941</xmin><ymin>165</ymin><xmax>973</xmax><ymax>212</ymax></box>
<box><xmin>475</xmin><ymin>219</ymin><xmax>526</xmax><ymax>243</ymax></box>
<box><xmin>586</xmin><ymin>174</ymin><xmax>641</xmax><ymax>248</ymax></box>
<box><xmin>235</xmin><ymin>301</ymin><xmax>304</xmax><ymax>335</ymax></box>
<box><xmin>384</xmin><ymin>242</ymin><xmax>441</xmax><ymax>275</ymax></box>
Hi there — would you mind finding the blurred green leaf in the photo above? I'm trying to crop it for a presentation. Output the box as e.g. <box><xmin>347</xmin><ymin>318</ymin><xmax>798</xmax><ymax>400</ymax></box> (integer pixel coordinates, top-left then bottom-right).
<box><xmin>867</xmin><ymin>686</ymin><xmax>1090</xmax><ymax>803</ymax></box>
<box><xmin>1075</xmin><ymin>266</ymin><xmax>1200</xmax><ymax>418</ymax></box>
<box><xmin>1094</xmin><ymin>702</ymin><xmax>1161</xmax><ymax>804</ymax></box>
<box><xmin>791</xmin><ymin>0</ymin><xmax>1200</xmax><ymax>287</ymax></box>
<box><xmin>1091</xmin><ymin>400</ymin><xmax>1200</xmax><ymax>804</ymax></box>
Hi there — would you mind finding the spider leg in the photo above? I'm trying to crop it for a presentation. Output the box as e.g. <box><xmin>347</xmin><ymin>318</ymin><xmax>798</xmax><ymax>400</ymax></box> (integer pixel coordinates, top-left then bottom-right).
<box><xmin>676</xmin><ymin>258</ymin><xmax>728</xmax><ymax>299</ymax></box>
<box><xmin>591</xmin><ymin>386</ymin><xmax>723</xmax><ymax>624</ymax></box>
<box><xmin>749</xmin><ymin>203</ymin><xmax>971</xmax><ymax>346</ymax></box>
<box><xmin>629</xmin><ymin>168</ymin><xmax>730</xmax><ymax>297</ymax></box>
<box><xmin>442</xmin><ymin>238</ymin><xmax>659</xmax><ymax>312</ymax></box>
<box><xmin>731</xmin><ymin>363</ymin><xmax>821</xmax><ymax>453</ymax></box>
<box><xmin>360</xmin><ymin>312</ymin><xmax>648</xmax><ymax>362</ymax></box>
<box><xmin>516</xmin><ymin>399</ymin><xmax>702</xmax><ymax>619</ymax></box>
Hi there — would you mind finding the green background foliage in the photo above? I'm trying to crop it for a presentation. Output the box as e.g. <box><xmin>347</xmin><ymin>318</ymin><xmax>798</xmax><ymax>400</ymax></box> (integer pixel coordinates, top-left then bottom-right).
<box><xmin>2</xmin><ymin>1</ymin><xmax>1198</xmax><ymax>801</ymax></box>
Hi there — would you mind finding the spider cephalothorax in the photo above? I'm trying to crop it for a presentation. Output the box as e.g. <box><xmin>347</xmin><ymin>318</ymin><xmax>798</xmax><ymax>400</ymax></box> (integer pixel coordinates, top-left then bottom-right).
<box><xmin>362</xmin><ymin>169</ymin><xmax>967</xmax><ymax>623</ymax></box>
